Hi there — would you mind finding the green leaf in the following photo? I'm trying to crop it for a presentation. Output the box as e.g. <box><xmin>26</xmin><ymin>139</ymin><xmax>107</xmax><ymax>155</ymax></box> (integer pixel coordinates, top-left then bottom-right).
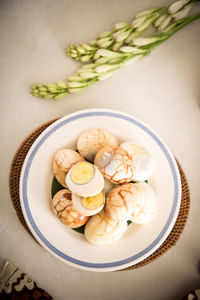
<box><xmin>72</xmin><ymin>225</ymin><xmax>85</xmax><ymax>234</ymax></box>
<box><xmin>51</xmin><ymin>176</ymin><xmax>65</xmax><ymax>198</ymax></box>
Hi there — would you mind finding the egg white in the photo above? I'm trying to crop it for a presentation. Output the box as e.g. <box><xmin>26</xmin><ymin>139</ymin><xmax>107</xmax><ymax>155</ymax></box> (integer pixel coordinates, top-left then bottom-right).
<box><xmin>65</xmin><ymin>163</ymin><xmax>104</xmax><ymax>197</ymax></box>
<box><xmin>71</xmin><ymin>192</ymin><xmax>105</xmax><ymax>216</ymax></box>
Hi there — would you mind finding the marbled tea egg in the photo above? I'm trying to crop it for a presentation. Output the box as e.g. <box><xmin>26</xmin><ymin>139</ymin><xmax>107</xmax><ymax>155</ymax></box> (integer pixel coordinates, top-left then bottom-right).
<box><xmin>129</xmin><ymin>182</ymin><xmax>156</xmax><ymax>224</ymax></box>
<box><xmin>72</xmin><ymin>190</ymin><xmax>105</xmax><ymax>216</ymax></box>
<box><xmin>77</xmin><ymin>128</ymin><xmax>118</xmax><ymax>162</ymax></box>
<box><xmin>94</xmin><ymin>145</ymin><xmax>133</xmax><ymax>184</ymax></box>
<box><xmin>66</xmin><ymin>161</ymin><xmax>104</xmax><ymax>197</ymax></box>
<box><xmin>105</xmin><ymin>183</ymin><xmax>136</xmax><ymax>221</ymax></box>
<box><xmin>52</xmin><ymin>189</ymin><xmax>89</xmax><ymax>228</ymax></box>
<box><xmin>84</xmin><ymin>210</ymin><xmax>127</xmax><ymax>245</ymax></box>
<box><xmin>53</xmin><ymin>149</ymin><xmax>84</xmax><ymax>187</ymax></box>
<box><xmin>120</xmin><ymin>141</ymin><xmax>154</xmax><ymax>181</ymax></box>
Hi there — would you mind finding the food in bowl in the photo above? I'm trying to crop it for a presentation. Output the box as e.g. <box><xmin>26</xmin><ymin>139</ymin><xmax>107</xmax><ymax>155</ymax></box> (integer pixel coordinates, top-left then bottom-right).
<box><xmin>51</xmin><ymin>128</ymin><xmax>156</xmax><ymax>245</ymax></box>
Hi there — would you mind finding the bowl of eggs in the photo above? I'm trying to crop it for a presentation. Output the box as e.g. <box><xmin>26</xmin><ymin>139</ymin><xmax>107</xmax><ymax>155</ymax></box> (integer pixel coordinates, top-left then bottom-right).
<box><xmin>20</xmin><ymin>109</ymin><xmax>181</xmax><ymax>272</ymax></box>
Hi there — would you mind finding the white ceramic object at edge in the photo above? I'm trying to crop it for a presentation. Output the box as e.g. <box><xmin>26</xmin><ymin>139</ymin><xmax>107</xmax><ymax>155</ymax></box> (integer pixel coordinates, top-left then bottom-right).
<box><xmin>19</xmin><ymin>109</ymin><xmax>181</xmax><ymax>272</ymax></box>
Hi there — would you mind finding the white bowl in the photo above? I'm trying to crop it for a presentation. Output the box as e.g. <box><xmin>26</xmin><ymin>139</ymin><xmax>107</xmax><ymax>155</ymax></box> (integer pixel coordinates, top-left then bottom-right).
<box><xmin>19</xmin><ymin>109</ymin><xmax>181</xmax><ymax>272</ymax></box>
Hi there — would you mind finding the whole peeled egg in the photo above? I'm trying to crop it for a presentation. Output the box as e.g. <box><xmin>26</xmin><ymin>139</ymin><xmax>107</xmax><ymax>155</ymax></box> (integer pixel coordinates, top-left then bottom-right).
<box><xmin>66</xmin><ymin>161</ymin><xmax>104</xmax><ymax>197</ymax></box>
<box><xmin>53</xmin><ymin>149</ymin><xmax>84</xmax><ymax>187</ymax></box>
<box><xmin>120</xmin><ymin>141</ymin><xmax>154</xmax><ymax>181</ymax></box>
<box><xmin>84</xmin><ymin>210</ymin><xmax>128</xmax><ymax>245</ymax></box>
<box><xmin>94</xmin><ymin>145</ymin><xmax>133</xmax><ymax>184</ymax></box>
<box><xmin>77</xmin><ymin>128</ymin><xmax>118</xmax><ymax>162</ymax></box>
<box><xmin>105</xmin><ymin>183</ymin><xmax>136</xmax><ymax>221</ymax></box>
<box><xmin>129</xmin><ymin>182</ymin><xmax>156</xmax><ymax>224</ymax></box>
<box><xmin>52</xmin><ymin>189</ymin><xmax>89</xmax><ymax>228</ymax></box>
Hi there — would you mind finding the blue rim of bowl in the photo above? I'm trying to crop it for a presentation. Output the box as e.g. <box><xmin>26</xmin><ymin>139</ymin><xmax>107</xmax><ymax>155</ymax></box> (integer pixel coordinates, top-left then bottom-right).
<box><xmin>22</xmin><ymin>111</ymin><xmax>180</xmax><ymax>269</ymax></box>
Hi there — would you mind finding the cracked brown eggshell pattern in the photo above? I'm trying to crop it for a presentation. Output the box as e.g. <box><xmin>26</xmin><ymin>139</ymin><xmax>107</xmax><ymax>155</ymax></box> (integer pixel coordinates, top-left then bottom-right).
<box><xmin>77</xmin><ymin>128</ymin><xmax>118</xmax><ymax>162</ymax></box>
<box><xmin>53</xmin><ymin>149</ymin><xmax>85</xmax><ymax>187</ymax></box>
<box><xmin>94</xmin><ymin>145</ymin><xmax>134</xmax><ymax>184</ymax></box>
<box><xmin>105</xmin><ymin>183</ymin><xmax>136</xmax><ymax>221</ymax></box>
<box><xmin>52</xmin><ymin>189</ymin><xmax>89</xmax><ymax>228</ymax></box>
<box><xmin>84</xmin><ymin>210</ymin><xmax>128</xmax><ymax>245</ymax></box>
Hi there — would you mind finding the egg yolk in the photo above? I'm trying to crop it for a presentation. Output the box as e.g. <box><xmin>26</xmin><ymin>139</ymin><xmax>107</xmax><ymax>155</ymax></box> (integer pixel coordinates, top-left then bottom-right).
<box><xmin>82</xmin><ymin>191</ymin><xmax>104</xmax><ymax>210</ymax></box>
<box><xmin>71</xmin><ymin>161</ymin><xmax>95</xmax><ymax>184</ymax></box>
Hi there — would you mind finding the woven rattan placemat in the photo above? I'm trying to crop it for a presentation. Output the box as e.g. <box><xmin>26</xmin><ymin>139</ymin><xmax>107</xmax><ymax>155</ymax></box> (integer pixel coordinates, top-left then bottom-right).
<box><xmin>9</xmin><ymin>119</ymin><xmax>190</xmax><ymax>270</ymax></box>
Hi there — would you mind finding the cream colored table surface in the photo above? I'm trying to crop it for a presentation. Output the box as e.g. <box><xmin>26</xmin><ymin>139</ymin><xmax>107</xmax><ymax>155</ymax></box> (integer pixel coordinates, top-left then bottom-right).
<box><xmin>0</xmin><ymin>0</ymin><xmax>200</xmax><ymax>299</ymax></box>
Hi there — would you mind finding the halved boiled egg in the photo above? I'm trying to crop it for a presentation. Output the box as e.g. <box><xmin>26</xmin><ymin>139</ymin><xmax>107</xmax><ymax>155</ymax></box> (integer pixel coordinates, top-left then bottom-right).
<box><xmin>65</xmin><ymin>161</ymin><xmax>104</xmax><ymax>197</ymax></box>
<box><xmin>84</xmin><ymin>210</ymin><xmax>128</xmax><ymax>245</ymax></box>
<box><xmin>120</xmin><ymin>141</ymin><xmax>154</xmax><ymax>181</ymax></box>
<box><xmin>72</xmin><ymin>190</ymin><xmax>105</xmax><ymax>216</ymax></box>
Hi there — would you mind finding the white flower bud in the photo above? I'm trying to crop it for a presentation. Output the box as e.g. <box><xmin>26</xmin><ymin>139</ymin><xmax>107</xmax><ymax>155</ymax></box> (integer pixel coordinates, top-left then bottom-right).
<box><xmin>96</xmin><ymin>64</ymin><xmax>118</xmax><ymax>73</ymax></box>
<box><xmin>168</xmin><ymin>0</ymin><xmax>184</xmax><ymax>14</ymax></box>
<box><xmin>154</xmin><ymin>14</ymin><xmax>168</xmax><ymax>27</ymax></box>
<box><xmin>158</xmin><ymin>15</ymin><xmax>172</xmax><ymax>31</ymax></box>
<box><xmin>93</xmin><ymin>52</ymin><xmax>101</xmax><ymax>60</ymax></box>
<box><xmin>80</xmin><ymin>72</ymin><xmax>98</xmax><ymax>78</ymax></box>
<box><xmin>80</xmin><ymin>55</ymin><xmax>92</xmax><ymax>62</ymax></box>
<box><xmin>56</xmin><ymin>81</ymin><xmax>67</xmax><ymax>88</ymax></box>
<box><xmin>88</xmin><ymin>40</ymin><xmax>97</xmax><ymax>46</ymax></box>
<box><xmin>136</xmin><ymin>8</ymin><xmax>159</xmax><ymax>18</ymax></box>
<box><xmin>123</xmin><ymin>54</ymin><xmax>143</xmax><ymax>65</ymax></box>
<box><xmin>131</xmin><ymin>16</ymin><xmax>147</xmax><ymax>28</ymax></box>
<box><xmin>70</xmin><ymin>53</ymin><xmax>78</xmax><ymax>58</ymax></box>
<box><xmin>98</xmin><ymin>70</ymin><xmax>117</xmax><ymax>80</ymax></box>
<box><xmin>68</xmin><ymin>76</ymin><xmax>87</xmax><ymax>82</ymax></box>
<box><xmin>125</xmin><ymin>31</ymin><xmax>140</xmax><ymax>44</ymax></box>
<box><xmin>108</xmin><ymin>58</ymin><xmax>122</xmax><ymax>64</ymax></box>
<box><xmin>112</xmin><ymin>41</ymin><xmax>123</xmax><ymax>51</ymax></box>
<box><xmin>68</xmin><ymin>87</ymin><xmax>87</xmax><ymax>93</ymax></box>
<box><xmin>81</xmin><ymin>43</ymin><xmax>95</xmax><ymax>51</ymax></box>
<box><xmin>97</xmin><ymin>40</ymin><xmax>113</xmax><ymax>48</ymax></box>
<box><xmin>82</xmin><ymin>63</ymin><xmax>96</xmax><ymax>69</ymax></box>
<box><xmin>120</xmin><ymin>46</ymin><xmax>138</xmax><ymax>53</ymax></box>
<box><xmin>132</xmin><ymin>37</ymin><xmax>159</xmax><ymax>46</ymax></box>
<box><xmin>97</xmin><ymin>49</ymin><xmax>123</xmax><ymax>58</ymax></box>
<box><xmin>114</xmin><ymin>22</ymin><xmax>129</xmax><ymax>30</ymax></box>
<box><xmin>136</xmin><ymin>16</ymin><xmax>156</xmax><ymax>32</ymax></box>
<box><xmin>173</xmin><ymin>4</ymin><xmax>192</xmax><ymax>20</ymax></box>
<box><xmin>67</xmin><ymin>82</ymin><xmax>87</xmax><ymax>88</ymax></box>
<box><xmin>98</xmin><ymin>31</ymin><xmax>112</xmax><ymax>39</ymax></box>
<box><xmin>97</xmin><ymin>37</ymin><xmax>112</xmax><ymax>44</ymax></box>
<box><xmin>76</xmin><ymin>46</ymin><xmax>86</xmax><ymax>54</ymax></box>
<box><xmin>95</xmin><ymin>57</ymin><xmax>109</xmax><ymax>64</ymax></box>
<box><xmin>115</xmin><ymin>30</ymin><xmax>131</xmax><ymax>42</ymax></box>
